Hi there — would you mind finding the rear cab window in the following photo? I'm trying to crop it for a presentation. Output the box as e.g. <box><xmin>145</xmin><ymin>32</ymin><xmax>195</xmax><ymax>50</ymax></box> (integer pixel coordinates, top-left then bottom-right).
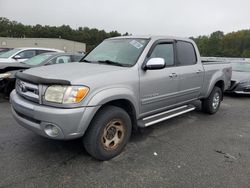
<box><xmin>176</xmin><ymin>41</ymin><xmax>197</xmax><ymax>66</ymax></box>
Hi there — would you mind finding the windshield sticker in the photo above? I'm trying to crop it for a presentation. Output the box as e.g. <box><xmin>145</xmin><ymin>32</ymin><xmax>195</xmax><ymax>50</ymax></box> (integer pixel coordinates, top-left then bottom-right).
<box><xmin>129</xmin><ymin>40</ymin><xmax>144</xmax><ymax>49</ymax></box>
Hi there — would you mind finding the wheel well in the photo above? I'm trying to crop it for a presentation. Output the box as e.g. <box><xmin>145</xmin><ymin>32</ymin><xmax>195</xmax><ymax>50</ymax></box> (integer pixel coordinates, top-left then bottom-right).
<box><xmin>99</xmin><ymin>99</ymin><xmax>138</xmax><ymax>130</ymax></box>
<box><xmin>215</xmin><ymin>80</ymin><xmax>224</xmax><ymax>91</ymax></box>
<box><xmin>214</xmin><ymin>80</ymin><xmax>224</xmax><ymax>100</ymax></box>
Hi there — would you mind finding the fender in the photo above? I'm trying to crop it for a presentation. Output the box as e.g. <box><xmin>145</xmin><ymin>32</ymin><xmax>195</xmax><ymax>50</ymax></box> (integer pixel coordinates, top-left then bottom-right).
<box><xmin>86</xmin><ymin>87</ymin><xmax>139</xmax><ymax>117</ymax></box>
<box><xmin>203</xmin><ymin>71</ymin><xmax>225</xmax><ymax>98</ymax></box>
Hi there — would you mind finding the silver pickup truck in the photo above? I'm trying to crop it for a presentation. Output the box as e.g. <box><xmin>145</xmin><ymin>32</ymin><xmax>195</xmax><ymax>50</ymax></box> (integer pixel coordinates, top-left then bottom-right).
<box><xmin>10</xmin><ymin>36</ymin><xmax>232</xmax><ymax>160</ymax></box>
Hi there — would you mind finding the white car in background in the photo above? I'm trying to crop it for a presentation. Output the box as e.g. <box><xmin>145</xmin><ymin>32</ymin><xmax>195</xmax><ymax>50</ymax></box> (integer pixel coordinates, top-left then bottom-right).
<box><xmin>0</xmin><ymin>47</ymin><xmax>63</xmax><ymax>63</ymax></box>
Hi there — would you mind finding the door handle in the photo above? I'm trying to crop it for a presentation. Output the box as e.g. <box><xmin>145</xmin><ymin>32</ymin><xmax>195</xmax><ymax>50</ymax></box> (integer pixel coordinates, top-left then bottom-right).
<box><xmin>196</xmin><ymin>70</ymin><xmax>202</xmax><ymax>74</ymax></box>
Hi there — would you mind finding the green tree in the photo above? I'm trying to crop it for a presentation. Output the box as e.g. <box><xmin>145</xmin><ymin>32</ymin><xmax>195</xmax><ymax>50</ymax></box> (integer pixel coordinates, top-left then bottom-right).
<box><xmin>0</xmin><ymin>17</ymin><xmax>127</xmax><ymax>52</ymax></box>
<box><xmin>206</xmin><ymin>31</ymin><xmax>224</xmax><ymax>56</ymax></box>
<box><xmin>193</xmin><ymin>29</ymin><xmax>250</xmax><ymax>57</ymax></box>
<box><xmin>242</xmin><ymin>49</ymin><xmax>250</xmax><ymax>57</ymax></box>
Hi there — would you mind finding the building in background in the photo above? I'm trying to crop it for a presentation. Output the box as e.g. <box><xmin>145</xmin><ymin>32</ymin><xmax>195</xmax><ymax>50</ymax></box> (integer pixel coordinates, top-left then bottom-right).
<box><xmin>0</xmin><ymin>37</ymin><xmax>86</xmax><ymax>53</ymax></box>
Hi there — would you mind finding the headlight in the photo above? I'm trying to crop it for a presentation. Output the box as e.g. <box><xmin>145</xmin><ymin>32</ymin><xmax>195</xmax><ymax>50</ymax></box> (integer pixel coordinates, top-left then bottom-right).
<box><xmin>44</xmin><ymin>85</ymin><xmax>89</xmax><ymax>104</ymax></box>
<box><xmin>0</xmin><ymin>72</ymin><xmax>11</xmax><ymax>79</ymax></box>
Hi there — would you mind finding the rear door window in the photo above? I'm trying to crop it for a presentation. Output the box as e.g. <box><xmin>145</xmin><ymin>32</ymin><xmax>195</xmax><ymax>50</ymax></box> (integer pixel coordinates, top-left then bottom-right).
<box><xmin>176</xmin><ymin>41</ymin><xmax>197</xmax><ymax>66</ymax></box>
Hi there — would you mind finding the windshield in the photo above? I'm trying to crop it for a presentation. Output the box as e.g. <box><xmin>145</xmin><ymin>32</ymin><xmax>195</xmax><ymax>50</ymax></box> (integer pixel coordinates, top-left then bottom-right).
<box><xmin>23</xmin><ymin>54</ymin><xmax>53</xmax><ymax>65</ymax></box>
<box><xmin>232</xmin><ymin>62</ymin><xmax>250</xmax><ymax>72</ymax></box>
<box><xmin>83</xmin><ymin>38</ymin><xmax>149</xmax><ymax>66</ymax></box>
<box><xmin>0</xmin><ymin>48</ymin><xmax>20</xmax><ymax>58</ymax></box>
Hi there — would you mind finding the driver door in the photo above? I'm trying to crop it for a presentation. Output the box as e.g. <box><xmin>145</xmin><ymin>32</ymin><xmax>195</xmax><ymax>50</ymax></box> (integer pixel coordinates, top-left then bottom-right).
<box><xmin>139</xmin><ymin>42</ymin><xmax>180</xmax><ymax>115</ymax></box>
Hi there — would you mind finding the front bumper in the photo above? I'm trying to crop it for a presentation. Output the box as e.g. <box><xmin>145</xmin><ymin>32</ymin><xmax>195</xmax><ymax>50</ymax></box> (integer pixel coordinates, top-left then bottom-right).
<box><xmin>10</xmin><ymin>90</ymin><xmax>100</xmax><ymax>140</ymax></box>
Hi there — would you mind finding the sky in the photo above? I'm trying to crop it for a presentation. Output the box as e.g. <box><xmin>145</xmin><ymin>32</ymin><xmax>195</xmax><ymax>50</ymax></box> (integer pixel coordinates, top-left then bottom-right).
<box><xmin>0</xmin><ymin>0</ymin><xmax>250</xmax><ymax>37</ymax></box>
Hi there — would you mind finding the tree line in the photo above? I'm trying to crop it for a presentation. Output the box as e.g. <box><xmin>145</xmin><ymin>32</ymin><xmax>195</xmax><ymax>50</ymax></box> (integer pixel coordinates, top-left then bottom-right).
<box><xmin>0</xmin><ymin>17</ymin><xmax>129</xmax><ymax>51</ymax></box>
<box><xmin>191</xmin><ymin>30</ymin><xmax>250</xmax><ymax>58</ymax></box>
<box><xmin>1</xmin><ymin>17</ymin><xmax>250</xmax><ymax>57</ymax></box>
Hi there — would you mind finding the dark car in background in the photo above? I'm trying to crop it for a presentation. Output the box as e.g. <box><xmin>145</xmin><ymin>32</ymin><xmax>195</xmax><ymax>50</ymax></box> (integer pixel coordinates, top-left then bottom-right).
<box><xmin>226</xmin><ymin>62</ymin><xmax>250</xmax><ymax>94</ymax></box>
<box><xmin>0</xmin><ymin>52</ymin><xmax>84</xmax><ymax>95</ymax></box>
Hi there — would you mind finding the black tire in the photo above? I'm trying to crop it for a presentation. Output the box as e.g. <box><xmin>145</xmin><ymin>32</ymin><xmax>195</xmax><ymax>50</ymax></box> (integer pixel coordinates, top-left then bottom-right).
<box><xmin>3</xmin><ymin>79</ymin><xmax>15</xmax><ymax>96</ymax></box>
<box><xmin>83</xmin><ymin>105</ymin><xmax>132</xmax><ymax>161</ymax></box>
<box><xmin>202</xmin><ymin>86</ymin><xmax>222</xmax><ymax>114</ymax></box>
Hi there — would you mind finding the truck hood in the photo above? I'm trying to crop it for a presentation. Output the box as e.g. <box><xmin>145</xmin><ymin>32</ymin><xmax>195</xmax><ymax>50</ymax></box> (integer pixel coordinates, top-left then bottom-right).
<box><xmin>232</xmin><ymin>71</ymin><xmax>250</xmax><ymax>83</ymax></box>
<box><xmin>0</xmin><ymin>58</ymin><xmax>15</xmax><ymax>63</ymax></box>
<box><xmin>23</xmin><ymin>62</ymin><xmax>129</xmax><ymax>85</ymax></box>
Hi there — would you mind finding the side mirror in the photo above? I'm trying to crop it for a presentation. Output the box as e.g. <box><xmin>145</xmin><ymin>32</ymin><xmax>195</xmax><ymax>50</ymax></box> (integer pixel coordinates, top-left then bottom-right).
<box><xmin>13</xmin><ymin>55</ymin><xmax>21</xmax><ymax>59</ymax></box>
<box><xmin>144</xmin><ymin>58</ymin><xmax>166</xmax><ymax>70</ymax></box>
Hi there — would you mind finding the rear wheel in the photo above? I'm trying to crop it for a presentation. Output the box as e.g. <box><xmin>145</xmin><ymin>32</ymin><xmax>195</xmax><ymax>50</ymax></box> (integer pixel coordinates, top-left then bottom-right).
<box><xmin>202</xmin><ymin>86</ymin><xmax>222</xmax><ymax>114</ymax></box>
<box><xmin>83</xmin><ymin>106</ymin><xmax>132</xmax><ymax>161</ymax></box>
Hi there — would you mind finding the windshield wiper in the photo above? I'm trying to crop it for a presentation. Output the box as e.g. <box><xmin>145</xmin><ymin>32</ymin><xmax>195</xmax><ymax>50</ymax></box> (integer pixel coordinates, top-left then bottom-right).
<box><xmin>81</xmin><ymin>59</ymin><xmax>129</xmax><ymax>67</ymax></box>
<box><xmin>97</xmin><ymin>60</ymin><xmax>128</xmax><ymax>67</ymax></box>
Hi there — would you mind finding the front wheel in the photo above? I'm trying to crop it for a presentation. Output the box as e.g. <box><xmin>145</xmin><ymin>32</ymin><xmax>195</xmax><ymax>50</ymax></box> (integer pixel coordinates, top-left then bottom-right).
<box><xmin>202</xmin><ymin>86</ymin><xmax>222</xmax><ymax>114</ymax></box>
<box><xmin>3</xmin><ymin>79</ymin><xmax>15</xmax><ymax>96</ymax></box>
<box><xmin>83</xmin><ymin>106</ymin><xmax>132</xmax><ymax>161</ymax></box>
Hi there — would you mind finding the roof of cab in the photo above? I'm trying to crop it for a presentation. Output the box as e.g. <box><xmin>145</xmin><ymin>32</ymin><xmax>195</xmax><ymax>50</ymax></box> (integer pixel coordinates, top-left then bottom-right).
<box><xmin>109</xmin><ymin>35</ymin><xmax>194</xmax><ymax>43</ymax></box>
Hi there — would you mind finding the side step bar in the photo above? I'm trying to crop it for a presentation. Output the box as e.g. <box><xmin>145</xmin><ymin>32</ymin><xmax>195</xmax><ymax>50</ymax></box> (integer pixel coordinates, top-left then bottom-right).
<box><xmin>138</xmin><ymin>105</ymin><xmax>196</xmax><ymax>127</ymax></box>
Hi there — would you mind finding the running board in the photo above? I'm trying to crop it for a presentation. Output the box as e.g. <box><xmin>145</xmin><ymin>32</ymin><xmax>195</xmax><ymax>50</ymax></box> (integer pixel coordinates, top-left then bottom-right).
<box><xmin>138</xmin><ymin>105</ymin><xmax>196</xmax><ymax>127</ymax></box>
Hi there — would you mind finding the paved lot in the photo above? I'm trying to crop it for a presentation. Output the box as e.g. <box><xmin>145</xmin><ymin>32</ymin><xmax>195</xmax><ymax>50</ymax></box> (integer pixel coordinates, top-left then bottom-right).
<box><xmin>0</xmin><ymin>95</ymin><xmax>250</xmax><ymax>188</ymax></box>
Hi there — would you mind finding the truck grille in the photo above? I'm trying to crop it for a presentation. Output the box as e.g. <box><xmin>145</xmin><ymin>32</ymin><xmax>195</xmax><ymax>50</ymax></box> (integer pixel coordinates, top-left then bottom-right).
<box><xmin>16</xmin><ymin>79</ymin><xmax>40</xmax><ymax>103</ymax></box>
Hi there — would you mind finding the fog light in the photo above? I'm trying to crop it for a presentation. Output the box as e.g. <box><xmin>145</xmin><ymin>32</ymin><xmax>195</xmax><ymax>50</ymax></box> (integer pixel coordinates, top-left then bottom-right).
<box><xmin>44</xmin><ymin>124</ymin><xmax>60</xmax><ymax>137</ymax></box>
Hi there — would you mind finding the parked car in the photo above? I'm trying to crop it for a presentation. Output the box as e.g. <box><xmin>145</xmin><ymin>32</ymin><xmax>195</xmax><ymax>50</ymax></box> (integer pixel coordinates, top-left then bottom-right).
<box><xmin>226</xmin><ymin>62</ymin><xmax>250</xmax><ymax>94</ymax></box>
<box><xmin>10</xmin><ymin>36</ymin><xmax>232</xmax><ymax>160</ymax></box>
<box><xmin>0</xmin><ymin>52</ymin><xmax>84</xmax><ymax>95</ymax></box>
<box><xmin>0</xmin><ymin>48</ymin><xmax>13</xmax><ymax>55</ymax></box>
<box><xmin>0</xmin><ymin>47</ymin><xmax>63</xmax><ymax>63</ymax></box>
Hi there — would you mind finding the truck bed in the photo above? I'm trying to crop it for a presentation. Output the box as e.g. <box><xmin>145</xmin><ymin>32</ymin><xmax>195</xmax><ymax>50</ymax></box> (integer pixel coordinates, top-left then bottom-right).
<box><xmin>200</xmin><ymin>61</ymin><xmax>232</xmax><ymax>98</ymax></box>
